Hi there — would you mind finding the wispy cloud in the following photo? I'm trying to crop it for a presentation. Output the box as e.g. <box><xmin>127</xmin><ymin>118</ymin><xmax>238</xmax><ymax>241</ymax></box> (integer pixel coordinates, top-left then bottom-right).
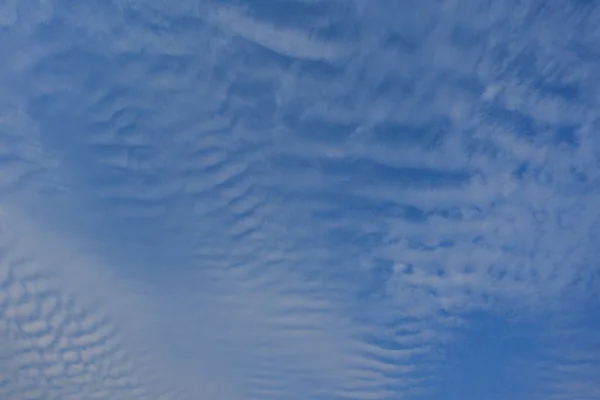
<box><xmin>1</xmin><ymin>0</ymin><xmax>599</xmax><ymax>399</ymax></box>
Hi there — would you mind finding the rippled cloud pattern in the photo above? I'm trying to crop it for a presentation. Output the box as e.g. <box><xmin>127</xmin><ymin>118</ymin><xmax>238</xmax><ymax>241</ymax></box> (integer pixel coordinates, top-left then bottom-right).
<box><xmin>1</xmin><ymin>1</ymin><xmax>599</xmax><ymax>399</ymax></box>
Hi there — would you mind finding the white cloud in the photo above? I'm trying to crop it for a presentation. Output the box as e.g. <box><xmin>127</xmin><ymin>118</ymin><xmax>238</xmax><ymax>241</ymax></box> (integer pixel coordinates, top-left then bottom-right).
<box><xmin>1</xmin><ymin>0</ymin><xmax>599</xmax><ymax>399</ymax></box>
<box><xmin>211</xmin><ymin>6</ymin><xmax>350</xmax><ymax>62</ymax></box>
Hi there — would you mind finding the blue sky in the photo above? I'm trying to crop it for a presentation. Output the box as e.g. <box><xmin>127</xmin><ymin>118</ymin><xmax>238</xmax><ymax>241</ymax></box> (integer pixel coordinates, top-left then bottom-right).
<box><xmin>1</xmin><ymin>0</ymin><xmax>599</xmax><ymax>399</ymax></box>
